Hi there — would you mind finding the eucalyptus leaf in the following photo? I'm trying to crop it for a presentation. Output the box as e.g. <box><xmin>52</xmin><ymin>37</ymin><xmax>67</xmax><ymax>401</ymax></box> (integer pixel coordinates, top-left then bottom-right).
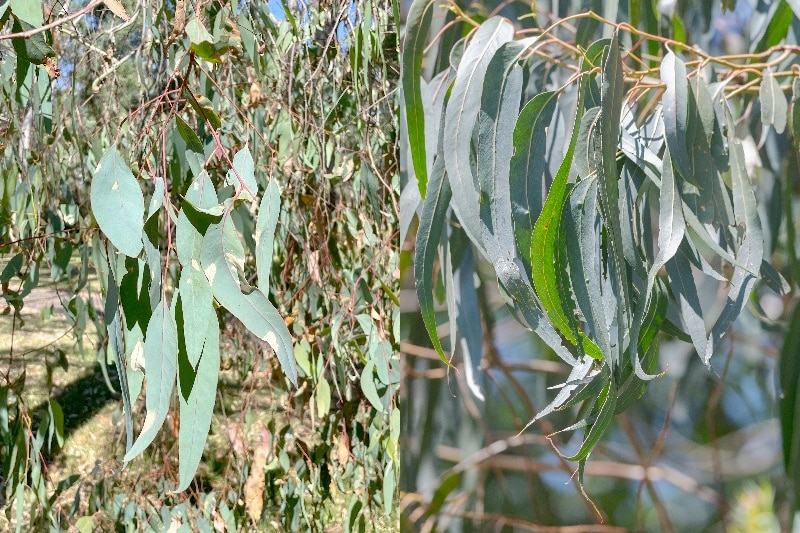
<box><xmin>175</xmin><ymin>313</ymin><xmax>219</xmax><ymax>492</ymax></box>
<box><xmin>124</xmin><ymin>301</ymin><xmax>178</xmax><ymax>463</ymax></box>
<box><xmin>760</xmin><ymin>69</ymin><xmax>787</xmax><ymax>134</ymax></box>
<box><xmin>91</xmin><ymin>147</ymin><xmax>145</xmax><ymax>258</ymax></box>
<box><xmin>201</xmin><ymin>222</ymin><xmax>297</xmax><ymax>385</ymax></box>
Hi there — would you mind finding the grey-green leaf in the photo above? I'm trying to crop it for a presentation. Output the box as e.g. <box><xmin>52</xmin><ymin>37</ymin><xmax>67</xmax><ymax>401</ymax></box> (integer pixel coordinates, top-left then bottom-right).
<box><xmin>509</xmin><ymin>89</ymin><xmax>557</xmax><ymax>277</ymax></box>
<box><xmin>256</xmin><ymin>179</ymin><xmax>281</xmax><ymax>295</ymax></box>
<box><xmin>91</xmin><ymin>147</ymin><xmax>145</xmax><ymax>257</ymax></box>
<box><xmin>226</xmin><ymin>146</ymin><xmax>258</xmax><ymax>202</ymax></box>
<box><xmin>175</xmin><ymin>312</ymin><xmax>219</xmax><ymax>492</ymax></box>
<box><xmin>444</xmin><ymin>17</ymin><xmax>514</xmax><ymax>253</ymax></box>
<box><xmin>124</xmin><ymin>300</ymin><xmax>178</xmax><ymax>463</ymax></box>
<box><xmin>760</xmin><ymin>69</ymin><xmax>787</xmax><ymax>134</ymax></box>
<box><xmin>661</xmin><ymin>51</ymin><xmax>694</xmax><ymax>183</ymax></box>
<box><xmin>179</xmin><ymin>262</ymin><xmax>213</xmax><ymax>368</ymax></box>
<box><xmin>201</xmin><ymin>222</ymin><xmax>297</xmax><ymax>385</ymax></box>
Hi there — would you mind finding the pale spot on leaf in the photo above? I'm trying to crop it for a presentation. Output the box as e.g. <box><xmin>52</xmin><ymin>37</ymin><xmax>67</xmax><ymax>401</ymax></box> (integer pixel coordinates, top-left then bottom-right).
<box><xmin>264</xmin><ymin>331</ymin><xmax>278</xmax><ymax>350</ymax></box>
<box><xmin>131</xmin><ymin>340</ymin><xmax>145</xmax><ymax>372</ymax></box>
<box><xmin>141</xmin><ymin>410</ymin><xmax>157</xmax><ymax>433</ymax></box>
<box><xmin>205</xmin><ymin>263</ymin><xmax>216</xmax><ymax>282</ymax></box>
<box><xmin>112</xmin><ymin>181</ymin><xmax>119</xmax><ymax>191</ymax></box>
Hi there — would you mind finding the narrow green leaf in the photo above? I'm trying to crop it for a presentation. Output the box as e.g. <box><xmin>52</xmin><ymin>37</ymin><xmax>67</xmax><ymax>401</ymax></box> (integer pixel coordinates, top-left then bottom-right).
<box><xmin>105</xmin><ymin>269</ymin><xmax>133</xmax><ymax>453</ymax></box>
<box><xmin>661</xmin><ymin>51</ymin><xmax>694</xmax><ymax>184</ymax></box>
<box><xmin>186</xmin><ymin>91</ymin><xmax>221</xmax><ymax>130</ymax></box>
<box><xmin>558</xmin><ymin>378</ymin><xmax>617</xmax><ymax>462</ymax></box>
<box><xmin>793</xmin><ymin>78</ymin><xmax>800</xmax><ymax>156</ymax></box>
<box><xmin>495</xmin><ymin>257</ymin><xmax>578</xmax><ymax>366</ymax></box>
<box><xmin>780</xmin><ymin>302</ymin><xmax>800</xmax><ymax>514</ymax></box>
<box><xmin>383</xmin><ymin>461</ymin><xmax>396</xmax><ymax>517</ymax></box>
<box><xmin>256</xmin><ymin>179</ymin><xmax>281</xmax><ymax>295</ymax></box>
<box><xmin>90</xmin><ymin>147</ymin><xmax>145</xmax><ymax>257</ymax></box>
<box><xmin>451</xmin><ymin>231</ymin><xmax>484</xmax><ymax>400</ymax></box>
<box><xmin>175</xmin><ymin>312</ymin><xmax>219</xmax><ymax>492</ymax></box>
<box><xmin>124</xmin><ymin>300</ymin><xmax>178</xmax><ymax>463</ymax></box>
<box><xmin>201</xmin><ymin>221</ymin><xmax>297</xmax><ymax>385</ymax></box>
<box><xmin>752</xmin><ymin>0</ymin><xmax>792</xmax><ymax>55</ymax></box>
<box><xmin>563</xmin><ymin>177</ymin><xmax>612</xmax><ymax>362</ymax></box>
<box><xmin>531</xmin><ymin>85</ymin><xmax>602</xmax><ymax>361</ymax></box>
<box><xmin>510</xmin><ymin>90</ymin><xmax>557</xmax><ymax>276</ymax></box>
<box><xmin>425</xmin><ymin>472</ymin><xmax>463</xmax><ymax>518</ymax></box>
<box><xmin>402</xmin><ymin>0</ymin><xmax>436</xmax><ymax>196</ymax></box>
<box><xmin>597</xmin><ymin>32</ymin><xmax>630</xmax><ymax>374</ymax></box>
<box><xmin>414</xmin><ymin>149</ymin><xmax>451</xmax><ymax>366</ymax></box>
<box><xmin>760</xmin><ymin>70</ymin><xmax>787</xmax><ymax>134</ymax></box>
<box><xmin>360</xmin><ymin>359</ymin><xmax>384</xmax><ymax>412</ymax></box>
<box><xmin>630</xmin><ymin>147</ymin><xmax>684</xmax><ymax>380</ymax></box>
<box><xmin>175</xmin><ymin>116</ymin><xmax>204</xmax><ymax>154</ymax></box>
<box><xmin>519</xmin><ymin>356</ymin><xmax>597</xmax><ymax>434</ymax></box>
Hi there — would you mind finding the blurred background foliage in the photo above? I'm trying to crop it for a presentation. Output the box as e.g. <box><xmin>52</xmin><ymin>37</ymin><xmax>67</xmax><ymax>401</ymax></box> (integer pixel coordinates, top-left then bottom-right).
<box><xmin>400</xmin><ymin>0</ymin><xmax>800</xmax><ymax>531</ymax></box>
<box><xmin>0</xmin><ymin>0</ymin><xmax>398</xmax><ymax>531</ymax></box>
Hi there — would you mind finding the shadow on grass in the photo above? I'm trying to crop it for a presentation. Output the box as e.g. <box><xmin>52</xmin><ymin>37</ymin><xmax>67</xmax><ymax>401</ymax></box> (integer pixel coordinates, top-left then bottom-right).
<box><xmin>31</xmin><ymin>363</ymin><xmax>120</xmax><ymax>461</ymax></box>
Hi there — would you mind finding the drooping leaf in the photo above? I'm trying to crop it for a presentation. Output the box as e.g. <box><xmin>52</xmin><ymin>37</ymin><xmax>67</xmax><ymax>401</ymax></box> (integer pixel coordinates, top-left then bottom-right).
<box><xmin>531</xmin><ymin>82</ymin><xmax>603</xmax><ymax>361</ymax></box>
<box><xmin>661</xmin><ymin>51</ymin><xmax>694</xmax><ymax>184</ymax></box>
<box><xmin>124</xmin><ymin>300</ymin><xmax>178</xmax><ymax>463</ymax></box>
<box><xmin>105</xmin><ymin>269</ymin><xmax>133</xmax><ymax>453</ymax></box>
<box><xmin>596</xmin><ymin>32</ymin><xmax>629</xmax><ymax>372</ymax></box>
<box><xmin>760</xmin><ymin>69</ymin><xmax>788</xmax><ymax>134</ymax></box>
<box><xmin>752</xmin><ymin>0</ymin><xmax>792</xmax><ymax>55</ymax></box>
<box><xmin>444</xmin><ymin>17</ymin><xmax>514</xmax><ymax>254</ymax></box>
<box><xmin>477</xmin><ymin>38</ymin><xmax>531</xmax><ymax>264</ymax></box>
<box><xmin>451</xmin><ymin>230</ymin><xmax>484</xmax><ymax>400</ymax></box>
<box><xmin>415</xmin><ymin>149</ymin><xmax>451</xmax><ymax>366</ymax></box>
<box><xmin>91</xmin><ymin>147</ymin><xmax>145</xmax><ymax>258</ymax></box>
<box><xmin>402</xmin><ymin>0</ymin><xmax>436</xmax><ymax>196</ymax></box>
<box><xmin>494</xmin><ymin>256</ymin><xmax>578</xmax><ymax>366</ymax></box>
<box><xmin>175</xmin><ymin>312</ymin><xmax>219</xmax><ymax>492</ymax></box>
<box><xmin>519</xmin><ymin>356</ymin><xmax>597</xmax><ymax>434</ymax></box>
<box><xmin>179</xmin><ymin>261</ymin><xmax>213</xmax><ymax>368</ymax></box>
<box><xmin>665</xmin><ymin>249</ymin><xmax>708</xmax><ymax>357</ymax></box>
<box><xmin>630</xmin><ymin>146</ymin><xmax>684</xmax><ymax>380</ymax></box>
<box><xmin>563</xmin><ymin>176</ymin><xmax>612</xmax><ymax>363</ymax></box>
<box><xmin>558</xmin><ymin>378</ymin><xmax>617</xmax><ymax>462</ymax></box>
<box><xmin>510</xmin><ymin>90</ymin><xmax>557</xmax><ymax>277</ymax></box>
<box><xmin>201</xmin><ymin>221</ymin><xmax>297</xmax><ymax>385</ymax></box>
<box><xmin>703</xmin><ymin>107</ymin><xmax>764</xmax><ymax>365</ymax></box>
<box><xmin>256</xmin><ymin>179</ymin><xmax>281</xmax><ymax>295</ymax></box>
<box><xmin>780</xmin><ymin>302</ymin><xmax>800</xmax><ymax>514</ymax></box>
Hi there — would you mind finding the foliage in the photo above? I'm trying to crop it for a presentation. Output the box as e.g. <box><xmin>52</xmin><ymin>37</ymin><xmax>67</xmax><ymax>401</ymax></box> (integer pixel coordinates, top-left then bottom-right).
<box><xmin>401</xmin><ymin>0</ymin><xmax>800</xmax><ymax>529</ymax></box>
<box><xmin>1</xmin><ymin>0</ymin><xmax>398</xmax><ymax>530</ymax></box>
